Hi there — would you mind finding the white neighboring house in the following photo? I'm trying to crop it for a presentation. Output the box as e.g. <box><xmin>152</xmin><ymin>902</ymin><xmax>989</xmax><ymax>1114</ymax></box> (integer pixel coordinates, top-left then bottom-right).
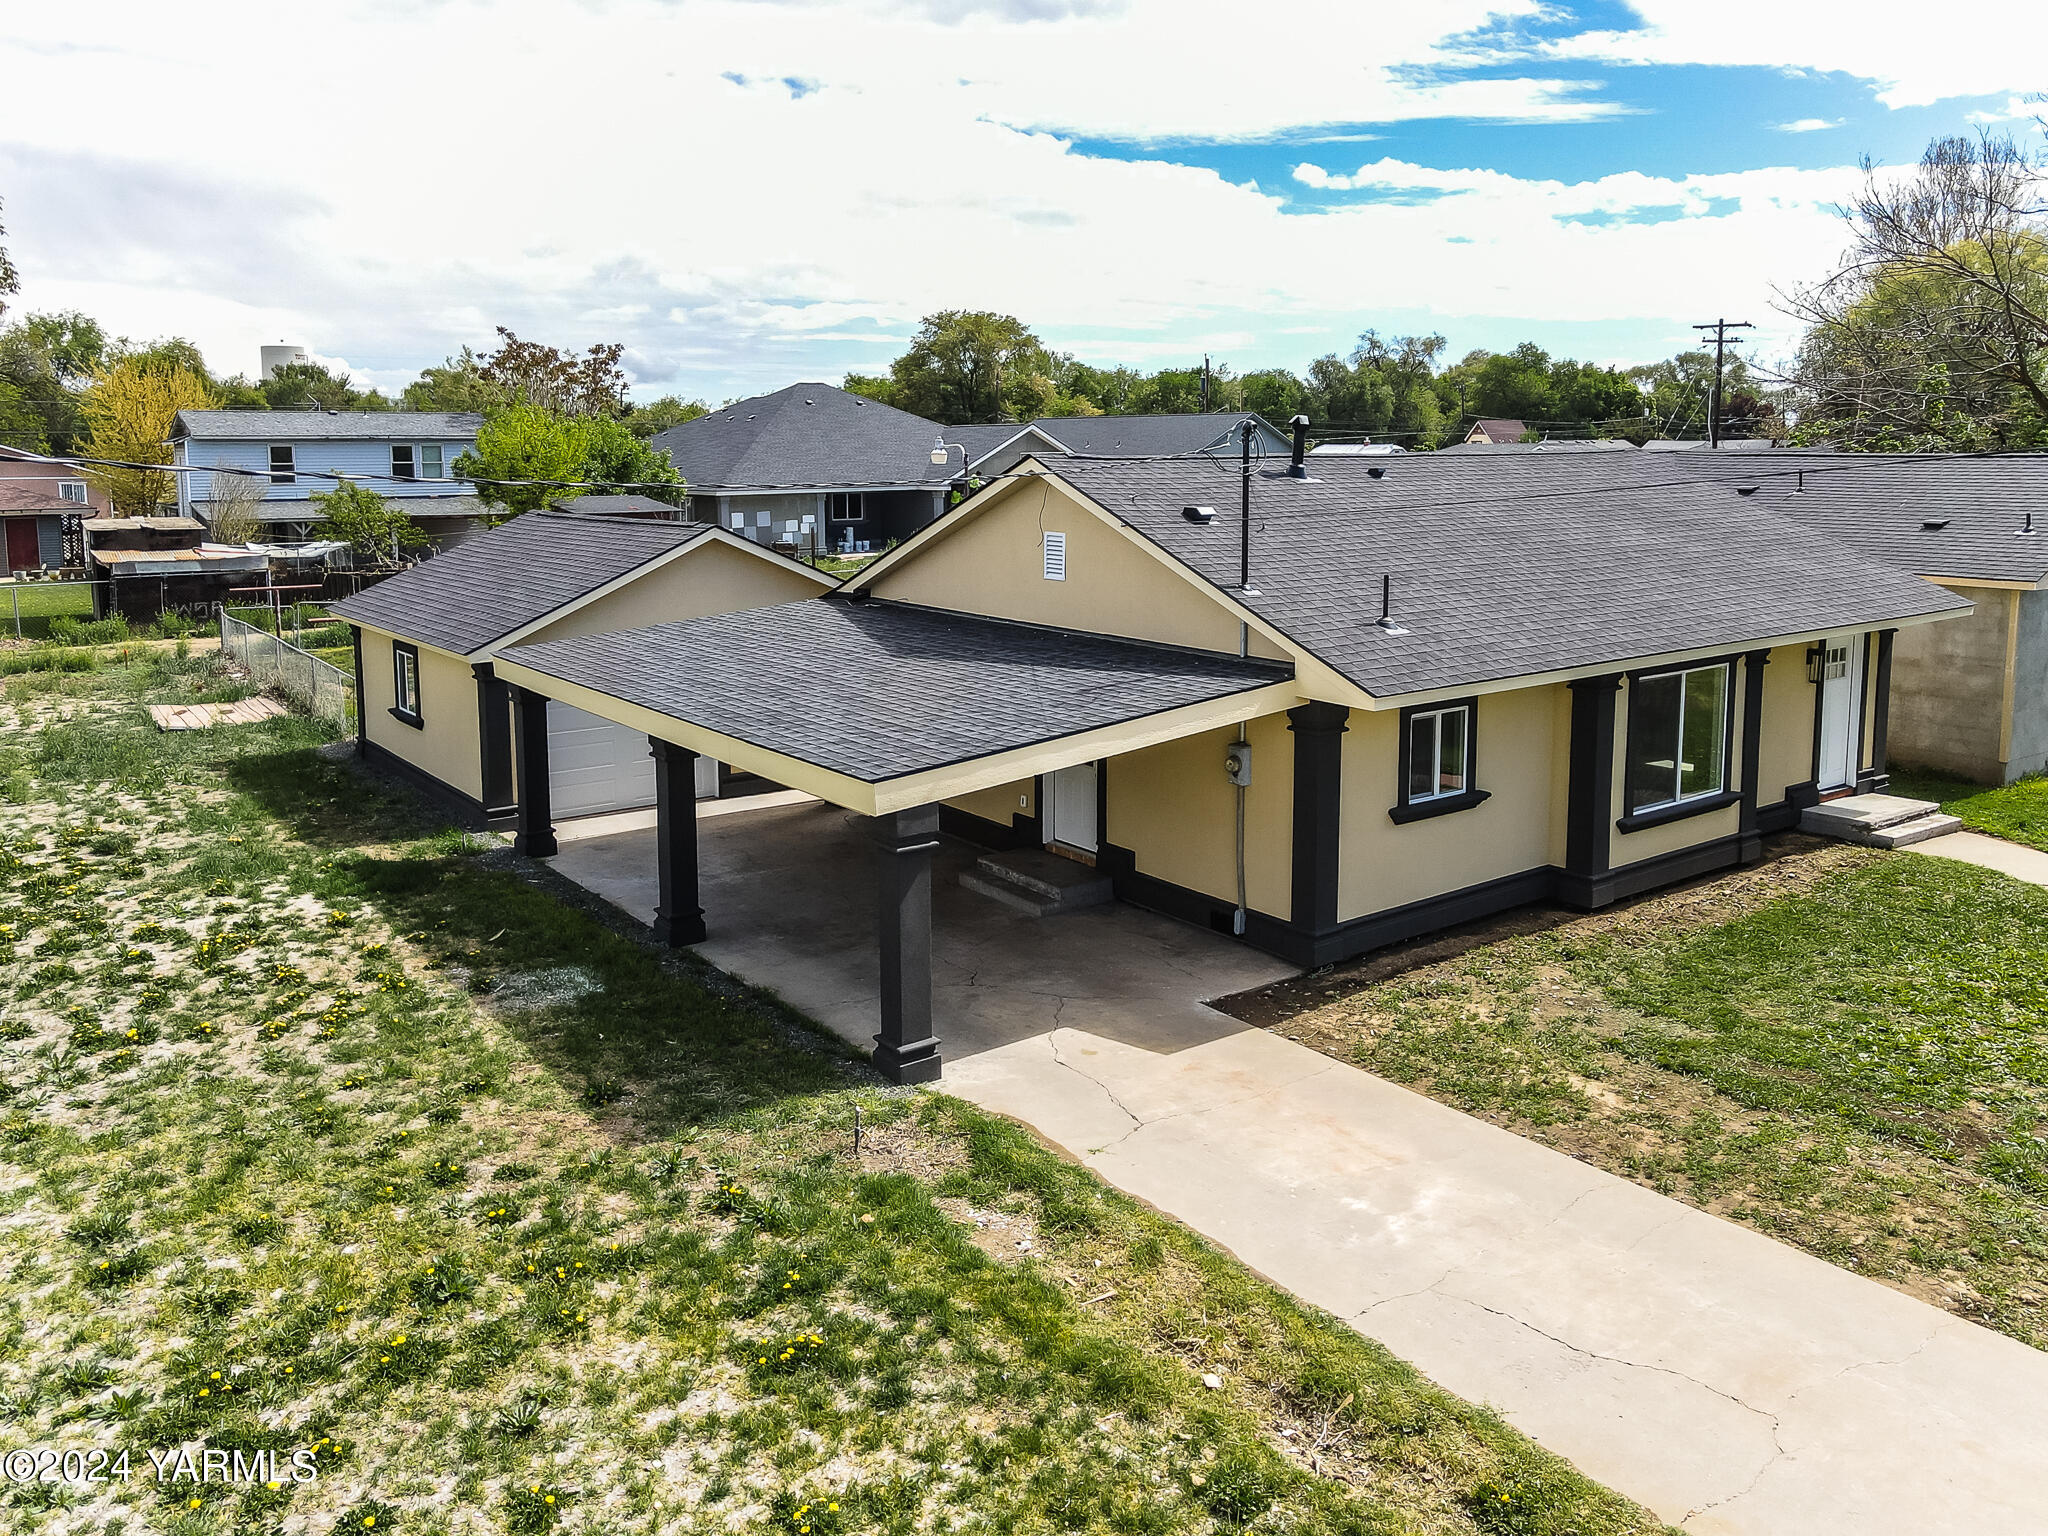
<box><xmin>170</xmin><ymin>410</ymin><xmax>486</xmax><ymax>547</ymax></box>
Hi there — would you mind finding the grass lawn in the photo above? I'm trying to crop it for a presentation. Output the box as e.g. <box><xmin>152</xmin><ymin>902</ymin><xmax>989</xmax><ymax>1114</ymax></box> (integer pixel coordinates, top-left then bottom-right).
<box><xmin>0</xmin><ymin>657</ymin><xmax>1667</xmax><ymax>1536</ymax></box>
<box><xmin>0</xmin><ymin>581</ymin><xmax>95</xmax><ymax>642</ymax></box>
<box><xmin>1261</xmin><ymin>842</ymin><xmax>2048</xmax><ymax>1350</ymax></box>
<box><xmin>1889</xmin><ymin>766</ymin><xmax>2048</xmax><ymax>854</ymax></box>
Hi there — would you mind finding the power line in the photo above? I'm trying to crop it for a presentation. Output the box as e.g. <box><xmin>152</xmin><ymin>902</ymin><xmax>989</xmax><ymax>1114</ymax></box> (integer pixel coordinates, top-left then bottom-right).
<box><xmin>1691</xmin><ymin>319</ymin><xmax>1755</xmax><ymax>449</ymax></box>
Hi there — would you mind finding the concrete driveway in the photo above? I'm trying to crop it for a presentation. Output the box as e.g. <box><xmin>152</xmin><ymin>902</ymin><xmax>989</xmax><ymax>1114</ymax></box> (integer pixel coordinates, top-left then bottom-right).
<box><xmin>549</xmin><ymin>795</ymin><xmax>2048</xmax><ymax>1536</ymax></box>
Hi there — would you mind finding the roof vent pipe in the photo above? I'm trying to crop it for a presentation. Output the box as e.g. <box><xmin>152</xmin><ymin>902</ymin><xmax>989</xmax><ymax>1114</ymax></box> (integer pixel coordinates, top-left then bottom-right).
<box><xmin>1288</xmin><ymin>414</ymin><xmax>1311</xmax><ymax>478</ymax></box>
<box><xmin>1238</xmin><ymin>420</ymin><xmax>1260</xmax><ymax>597</ymax></box>
<box><xmin>2022</xmin><ymin>512</ymin><xmax>2037</xmax><ymax>537</ymax></box>
<box><xmin>1375</xmin><ymin>573</ymin><xmax>1409</xmax><ymax>635</ymax></box>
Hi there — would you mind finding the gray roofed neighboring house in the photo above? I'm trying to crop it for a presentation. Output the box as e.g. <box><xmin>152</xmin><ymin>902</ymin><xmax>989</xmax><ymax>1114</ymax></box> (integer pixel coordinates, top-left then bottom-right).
<box><xmin>330</xmin><ymin>512</ymin><xmax>713</xmax><ymax>658</ymax></box>
<box><xmin>500</xmin><ymin>598</ymin><xmax>1289</xmax><ymax>784</ymax></box>
<box><xmin>1043</xmin><ymin>455</ymin><xmax>1968</xmax><ymax>698</ymax></box>
<box><xmin>171</xmin><ymin>410</ymin><xmax>483</xmax><ymax>442</ymax></box>
<box><xmin>1016</xmin><ymin>412</ymin><xmax>1290</xmax><ymax>460</ymax></box>
<box><xmin>1435</xmin><ymin>438</ymin><xmax>1636</xmax><ymax>455</ymax></box>
<box><xmin>1464</xmin><ymin>418</ymin><xmax>1528</xmax><ymax>444</ymax></box>
<box><xmin>1642</xmin><ymin>438</ymin><xmax>1781</xmax><ymax>452</ymax></box>
<box><xmin>651</xmin><ymin>383</ymin><xmax>955</xmax><ymax>493</ymax></box>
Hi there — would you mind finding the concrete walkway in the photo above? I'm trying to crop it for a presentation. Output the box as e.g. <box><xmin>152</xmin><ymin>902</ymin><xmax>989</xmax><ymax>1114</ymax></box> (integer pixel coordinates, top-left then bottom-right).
<box><xmin>1909</xmin><ymin>827</ymin><xmax>2048</xmax><ymax>886</ymax></box>
<box><xmin>548</xmin><ymin>800</ymin><xmax>2048</xmax><ymax>1535</ymax></box>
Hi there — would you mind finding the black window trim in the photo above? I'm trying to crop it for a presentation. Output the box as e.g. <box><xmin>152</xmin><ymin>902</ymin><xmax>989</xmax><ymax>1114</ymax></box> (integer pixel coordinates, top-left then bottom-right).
<box><xmin>268</xmin><ymin>444</ymin><xmax>295</xmax><ymax>485</ymax></box>
<box><xmin>1617</xmin><ymin>654</ymin><xmax>1739</xmax><ymax>832</ymax></box>
<box><xmin>1389</xmin><ymin>694</ymin><xmax>1491</xmax><ymax>824</ymax></box>
<box><xmin>390</xmin><ymin>640</ymin><xmax>424</xmax><ymax>729</ymax></box>
<box><xmin>390</xmin><ymin>443</ymin><xmax>418</xmax><ymax>482</ymax></box>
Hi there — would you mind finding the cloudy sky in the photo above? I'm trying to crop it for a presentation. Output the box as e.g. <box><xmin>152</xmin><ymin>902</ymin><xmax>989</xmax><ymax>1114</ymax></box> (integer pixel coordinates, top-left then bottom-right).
<box><xmin>2</xmin><ymin>1</ymin><xmax>2043</xmax><ymax>405</ymax></box>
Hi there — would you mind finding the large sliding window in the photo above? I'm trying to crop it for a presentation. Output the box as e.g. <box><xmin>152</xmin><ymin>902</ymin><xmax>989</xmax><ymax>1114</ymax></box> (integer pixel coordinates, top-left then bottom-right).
<box><xmin>1626</xmin><ymin>662</ymin><xmax>1731</xmax><ymax>813</ymax></box>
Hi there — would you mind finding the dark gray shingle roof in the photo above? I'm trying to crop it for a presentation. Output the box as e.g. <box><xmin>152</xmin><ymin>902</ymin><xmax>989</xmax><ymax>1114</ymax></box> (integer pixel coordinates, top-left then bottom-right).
<box><xmin>330</xmin><ymin>512</ymin><xmax>710</xmax><ymax>656</ymax></box>
<box><xmin>652</xmin><ymin>383</ymin><xmax>952</xmax><ymax>491</ymax></box>
<box><xmin>1047</xmin><ymin>456</ymin><xmax>1969</xmax><ymax>697</ymax></box>
<box><xmin>1436</xmin><ymin>438</ymin><xmax>1636</xmax><ymax>455</ymax></box>
<box><xmin>501</xmin><ymin>599</ymin><xmax>1288</xmax><ymax>782</ymax></box>
<box><xmin>1022</xmin><ymin>413</ymin><xmax>1287</xmax><ymax>458</ymax></box>
<box><xmin>173</xmin><ymin>410</ymin><xmax>481</xmax><ymax>441</ymax></box>
<box><xmin>555</xmin><ymin>494</ymin><xmax>682</xmax><ymax>516</ymax></box>
<box><xmin>1656</xmin><ymin>451</ymin><xmax>2048</xmax><ymax>585</ymax></box>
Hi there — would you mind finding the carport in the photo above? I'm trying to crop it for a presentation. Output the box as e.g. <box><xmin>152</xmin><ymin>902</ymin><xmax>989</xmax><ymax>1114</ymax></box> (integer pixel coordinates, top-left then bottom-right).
<box><xmin>492</xmin><ymin>596</ymin><xmax>1298</xmax><ymax>1082</ymax></box>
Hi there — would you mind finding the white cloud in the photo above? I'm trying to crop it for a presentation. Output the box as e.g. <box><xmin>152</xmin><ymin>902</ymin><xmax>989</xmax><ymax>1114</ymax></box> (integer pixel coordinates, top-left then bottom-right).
<box><xmin>1535</xmin><ymin>2</ymin><xmax>2048</xmax><ymax>109</ymax></box>
<box><xmin>0</xmin><ymin>0</ymin><xmax>1910</xmax><ymax>398</ymax></box>
<box><xmin>1771</xmin><ymin>118</ymin><xmax>1841</xmax><ymax>133</ymax></box>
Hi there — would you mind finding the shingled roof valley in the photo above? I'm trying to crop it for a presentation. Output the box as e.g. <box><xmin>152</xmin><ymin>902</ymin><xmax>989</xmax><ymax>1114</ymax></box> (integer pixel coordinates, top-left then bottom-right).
<box><xmin>500</xmin><ymin>599</ymin><xmax>1289</xmax><ymax>782</ymax></box>
<box><xmin>1045</xmin><ymin>455</ymin><xmax>1971</xmax><ymax>698</ymax></box>
<box><xmin>329</xmin><ymin>512</ymin><xmax>711</xmax><ymax>656</ymax></box>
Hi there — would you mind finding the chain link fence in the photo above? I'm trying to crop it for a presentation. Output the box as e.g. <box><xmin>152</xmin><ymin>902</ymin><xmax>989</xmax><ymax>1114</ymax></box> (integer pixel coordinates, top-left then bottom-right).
<box><xmin>219</xmin><ymin>610</ymin><xmax>355</xmax><ymax>727</ymax></box>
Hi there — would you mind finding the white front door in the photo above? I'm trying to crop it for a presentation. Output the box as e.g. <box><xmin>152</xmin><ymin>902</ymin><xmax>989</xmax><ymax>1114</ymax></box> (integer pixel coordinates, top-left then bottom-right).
<box><xmin>1815</xmin><ymin>635</ymin><xmax>1864</xmax><ymax>792</ymax></box>
<box><xmin>1045</xmin><ymin>763</ymin><xmax>1099</xmax><ymax>854</ymax></box>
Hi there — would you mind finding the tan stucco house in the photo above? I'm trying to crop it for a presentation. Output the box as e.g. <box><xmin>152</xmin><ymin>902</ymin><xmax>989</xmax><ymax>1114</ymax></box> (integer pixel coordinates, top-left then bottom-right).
<box><xmin>330</xmin><ymin>513</ymin><xmax>836</xmax><ymax>828</ymax></box>
<box><xmin>481</xmin><ymin>450</ymin><xmax>1966</xmax><ymax>1084</ymax></box>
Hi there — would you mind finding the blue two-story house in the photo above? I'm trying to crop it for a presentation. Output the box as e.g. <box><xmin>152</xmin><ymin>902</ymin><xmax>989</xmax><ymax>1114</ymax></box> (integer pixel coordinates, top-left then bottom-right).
<box><xmin>170</xmin><ymin>410</ymin><xmax>487</xmax><ymax>546</ymax></box>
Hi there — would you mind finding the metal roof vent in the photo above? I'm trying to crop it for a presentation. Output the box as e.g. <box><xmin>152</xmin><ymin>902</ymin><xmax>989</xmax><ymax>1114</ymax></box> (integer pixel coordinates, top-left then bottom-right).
<box><xmin>1182</xmin><ymin>505</ymin><xmax>1217</xmax><ymax>524</ymax></box>
<box><xmin>1373</xmin><ymin>574</ymin><xmax>1409</xmax><ymax>635</ymax></box>
<box><xmin>2021</xmin><ymin>512</ymin><xmax>2038</xmax><ymax>537</ymax></box>
<box><xmin>1921</xmin><ymin>518</ymin><xmax>1951</xmax><ymax>531</ymax></box>
<box><xmin>1367</xmin><ymin>466</ymin><xmax>1386</xmax><ymax>479</ymax></box>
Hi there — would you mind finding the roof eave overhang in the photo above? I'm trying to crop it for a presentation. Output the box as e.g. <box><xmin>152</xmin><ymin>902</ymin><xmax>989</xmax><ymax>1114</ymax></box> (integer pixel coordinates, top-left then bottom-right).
<box><xmin>1362</xmin><ymin>606</ymin><xmax>1972</xmax><ymax>711</ymax></box>
<box><xmin>484</xmin><ymin>660</ymin><xmax>1303</xmax><ymax>818</ymax></box>
<box><xmin>1915</xmin><ymin>570</ymin><xmax>2048</xmax><ymax>591</ymax></box>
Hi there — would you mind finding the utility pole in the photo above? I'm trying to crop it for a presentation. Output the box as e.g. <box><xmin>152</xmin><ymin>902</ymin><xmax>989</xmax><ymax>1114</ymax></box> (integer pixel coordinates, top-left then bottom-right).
<box><xmin>1691</xmin><ymin>318</ymin><xmax>1753</xmax><ymax>447</ymax></box>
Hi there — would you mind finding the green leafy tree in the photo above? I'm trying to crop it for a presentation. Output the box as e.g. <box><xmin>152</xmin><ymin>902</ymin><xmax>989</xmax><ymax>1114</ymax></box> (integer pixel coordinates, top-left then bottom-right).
<box><xmin>402</xmin><ymin>347</ymin><xmax>500</xmax><ymax>412</ymax></box>
<box><xmin>453</xmin><ymin>405</ymin><xmax>686</xmax><ymax>520</ymax></box>
<box><xmin>0</xmin><ymin>378</ymin><xmax>48</xmax><ymax>451</ymax></box>
<box><xmin>0</xmin><ymin>197</ymin><xmax>17</xmax><ymax>323</ymax></box>
<box><xmin>623</xmin><ymin>395</ymin><xmax>709</xmax><ymax>437</ymax></box>
<box><xmin>310</xmin><ymin>480</ymin><xmax>429</xmax><ymax>557</ymax></box>
<box><xmin>256</xmin><ymin>361</ymin><xmax>390</xmax><ymax>412</ymax></box>
<box><xmin>1786</xmin><ymin>131</ymin><xmax>2048</xmax><ymax>448</ymax></box>
<box><xmin>878</xmin><ymin>311</ymin><xmax>1058</xmax><ymax>423</ymax></box>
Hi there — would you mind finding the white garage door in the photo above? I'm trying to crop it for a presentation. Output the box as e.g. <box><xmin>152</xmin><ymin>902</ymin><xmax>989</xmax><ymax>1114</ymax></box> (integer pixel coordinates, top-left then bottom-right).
<box><xmin>548</xmin><ymin>704</ymin><xmax>657</xmax><ymax>819</ymax></box>
<box><xmin>546</xmin><ymin>704</ymin><xmax>720</xmax><ymax>819</ymax></box>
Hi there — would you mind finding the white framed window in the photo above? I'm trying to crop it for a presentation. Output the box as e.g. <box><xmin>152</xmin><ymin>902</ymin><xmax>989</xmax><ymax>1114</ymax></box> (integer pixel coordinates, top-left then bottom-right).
<box><xmin>57</xmin><ymin>480</ymin><xmax>88</xmax><ymax>505</ymax></box>
<box><xmin>1043</xmin><ymin>529</ymin><xmax>1067</xmax><ymax>581</ymax></box>
<box><xmin>390</xmin><ymin>445</ymin><xmax>417</xmax><ymax>481</ymax></box>
<box><xmin>268</xmin><ymin>445</ymin><xmax>295</xmax><ymax>484</ymax></box>
<box><xmin>1405</xmin><ymin>703</ymin><xmax>1470</xmax><ymax>803</ymax></box>
<box><xmin>391</xmin><ymin>642</ymin><xmax>422</xmax><ymax>726</ymax></box>
<box><xmin>421</xmin><ymin>444</ymin><xmax>444</xmax><ymax>482</ymax></box>
<box><xmin>1626</xmin><ymin>662</ymin><xmax>1731</xmax><ymax>813</ymax></box>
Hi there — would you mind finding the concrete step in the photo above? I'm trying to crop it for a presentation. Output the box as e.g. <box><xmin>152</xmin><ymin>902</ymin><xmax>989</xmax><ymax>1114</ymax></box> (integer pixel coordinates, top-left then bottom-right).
<box><xmin>1800</xmin><ymin>793</ymin><xmax>1941</xmax><ymax>839</ymax></box>
<box><xmin>1867</xmin><ymin>812</ymin><xmax>1964</xmax><ymax>849</ymax></box>
<box><xmin>960</xmin><ymin>849</ymin><xmax>1113</xmax><ymax>917</ymax></box>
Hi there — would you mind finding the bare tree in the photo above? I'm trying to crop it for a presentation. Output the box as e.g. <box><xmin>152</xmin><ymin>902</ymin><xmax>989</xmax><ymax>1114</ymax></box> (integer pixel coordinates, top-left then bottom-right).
<box><xmin>1782</xmin><ymin>131</ymin><xmax>2048</xmax><ymax>445</ymax></box>
<box><xmin>204</xmin><ymin>461</ymin><xmax>272</xmax><ymax>545</ymax></box>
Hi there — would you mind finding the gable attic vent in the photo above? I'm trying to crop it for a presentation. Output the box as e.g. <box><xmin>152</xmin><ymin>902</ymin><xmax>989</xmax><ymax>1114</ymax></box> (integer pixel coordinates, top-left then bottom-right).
<box><xmin>1043</xmin><ymin>530</ymin><xmax>1068</xmax><ymax>581</ymax></box>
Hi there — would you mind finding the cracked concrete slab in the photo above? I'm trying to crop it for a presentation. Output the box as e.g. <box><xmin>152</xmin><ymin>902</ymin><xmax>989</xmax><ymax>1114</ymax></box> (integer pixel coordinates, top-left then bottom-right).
<box><xmin>548</xmin><ymin>796</ymin><xmax>2048</xmax><ymax>1535</ymax></box>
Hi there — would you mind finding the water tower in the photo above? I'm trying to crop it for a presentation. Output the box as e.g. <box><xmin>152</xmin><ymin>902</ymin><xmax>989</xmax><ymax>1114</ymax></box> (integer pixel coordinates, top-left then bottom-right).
<box><xmin>260</xmin><ymin>343</ymin><xmax>310</xmax><ymax>380</ymax></box>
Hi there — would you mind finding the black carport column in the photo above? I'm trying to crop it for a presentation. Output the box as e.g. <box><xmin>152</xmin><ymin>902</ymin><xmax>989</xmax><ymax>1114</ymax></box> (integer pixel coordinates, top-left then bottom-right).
<box><xmin>1737</xmin><ymin>649</ymin><xmax>1770</xmax><ymax>862</ymax></box>
<box><xmin>870</xmin><ymin>804</ymin><xmax>942</xmax><ymax>1085</ymax></box>
<box><xmin>1559</xmin><ymin>673</ymin><xmax>1622</xmax><ymax>909</ymax></box>
<box><xmin>651</xmin><ymin>738</ymin><xmax>706</xmax><ymax>946</ymax></box>
<box><xmin>473</xmin><ymin>662</ymin><xmax>516</xmax><ymax>820</ymax></box>
<box><xmin>1287</xmin><ymin>702</ymin><xmax>1349</xmax><ymax>954</ymax></box>
<box><xmin>510</xmin><ymin>686</ymin><xmax>557</xmax><ymax>858</ymax></box>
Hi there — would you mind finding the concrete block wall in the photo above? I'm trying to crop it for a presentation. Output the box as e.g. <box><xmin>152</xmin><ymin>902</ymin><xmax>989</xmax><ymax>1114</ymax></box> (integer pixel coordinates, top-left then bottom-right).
<box><xmin>1888</xmin><ymin>585</ymin><xmax>2012</xmax><ymax>783</ymax></box>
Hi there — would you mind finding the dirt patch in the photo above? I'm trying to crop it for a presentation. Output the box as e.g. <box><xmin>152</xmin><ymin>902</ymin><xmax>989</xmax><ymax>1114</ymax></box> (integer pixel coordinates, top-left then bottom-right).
<box><xmin>1213</xmin><ymin>833</ymin><xmax>1871</xmax><ymax>1029</ymax></box>
<box><xmin>935</xmin><ymin>1197</ymin><xmax>1043</xmax><ymax>1263</ymax></box>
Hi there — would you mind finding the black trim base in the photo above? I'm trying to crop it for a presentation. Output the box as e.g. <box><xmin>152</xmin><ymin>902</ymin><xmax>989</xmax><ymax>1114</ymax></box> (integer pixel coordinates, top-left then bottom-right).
<box><xmin>1105</xmin><ymin>830</ymin><xmax>1761</xmax><ymax>969</ymax></box>
<box><xmin>938</xmin><ymin>804</ymin><xmax>1042</xmax><ymax>850</ymax></box>
<box><xmin>358</xmin><ymin>737</ymin><xmax>493</xmax><ymax>831</ymax></box>
<box><xmin>1756</xmin><ymin>798</ymin><xmax>1799</xmax><ymax>835</ymax></box>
